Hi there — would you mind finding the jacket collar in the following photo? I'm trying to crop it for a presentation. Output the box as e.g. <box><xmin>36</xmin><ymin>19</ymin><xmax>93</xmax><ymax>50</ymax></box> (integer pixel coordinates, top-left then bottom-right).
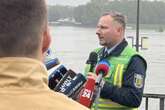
<box><xmin>98</xmin><ymin>39</ymin><xmax>128</xmax><ymax>60</ymax></box>
<box><xmin>109</xmin><ymin>39</ymin><xmax>128</xmax><ymax>56</ymax></box>
<box><xmin>0</xmin><ymin>57</ymin><xmax>49</xmax><ymax>89</ymax></box>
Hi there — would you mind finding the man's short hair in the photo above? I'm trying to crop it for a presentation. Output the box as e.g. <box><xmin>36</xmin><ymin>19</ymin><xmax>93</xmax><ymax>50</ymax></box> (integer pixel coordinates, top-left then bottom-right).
<box><xmin>102</xmin><ymin>11</ymin><xmax>127</xmax><ymax>29</ymax></box>
<box><xmin>0</xmin><ymin>0</ymin><xmax>47</xmax><ymax>57</ymax></box>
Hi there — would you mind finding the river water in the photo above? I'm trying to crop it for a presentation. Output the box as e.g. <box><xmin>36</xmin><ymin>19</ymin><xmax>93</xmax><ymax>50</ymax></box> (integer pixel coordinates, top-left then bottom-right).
<box><xmin>49</xmin><ymin>26</ymin><xmax>165</xmax><ymax>110</ymax></box>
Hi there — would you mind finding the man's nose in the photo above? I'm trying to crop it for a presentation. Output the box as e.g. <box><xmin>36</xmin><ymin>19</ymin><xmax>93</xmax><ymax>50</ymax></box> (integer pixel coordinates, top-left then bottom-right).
<box><xmin>96</xmin><ymin>28</ymin><xmax>101</xmax><ymax>35</ymax></box>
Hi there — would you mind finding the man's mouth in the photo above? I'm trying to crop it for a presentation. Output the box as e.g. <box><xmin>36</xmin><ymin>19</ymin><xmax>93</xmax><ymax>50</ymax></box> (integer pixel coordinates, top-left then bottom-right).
<box><xmin>98</xmin><ymin>36</ymin><xmax>104</xmax><ymax>40</ymax></box>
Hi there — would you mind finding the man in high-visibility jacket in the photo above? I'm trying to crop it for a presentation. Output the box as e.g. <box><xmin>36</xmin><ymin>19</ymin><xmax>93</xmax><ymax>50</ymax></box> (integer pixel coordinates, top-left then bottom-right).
<box><xmin>84</xmin><ymin>11</ymin><xmax>147</xmax><ymax>110</ymax></box>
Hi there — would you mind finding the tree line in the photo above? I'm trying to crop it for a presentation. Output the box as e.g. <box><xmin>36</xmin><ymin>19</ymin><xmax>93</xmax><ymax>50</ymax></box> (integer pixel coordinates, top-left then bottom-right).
<box><xmin>48</xmin><ymin>0</ymin><xmax>165</xmax><ymax>27</ymax></box>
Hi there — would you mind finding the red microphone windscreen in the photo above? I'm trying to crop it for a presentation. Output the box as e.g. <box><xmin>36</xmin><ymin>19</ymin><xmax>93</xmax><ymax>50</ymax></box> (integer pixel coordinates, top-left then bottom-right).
<box><xmin>95</xmin><ymin>60</ymin><xmax>110</xmax><ymax>77</ymax></box>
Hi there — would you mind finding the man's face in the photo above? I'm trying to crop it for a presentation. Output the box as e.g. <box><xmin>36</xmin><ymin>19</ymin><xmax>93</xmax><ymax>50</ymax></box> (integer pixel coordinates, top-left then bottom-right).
<box><xmin>96</xmin><ymin>15</ymin><xmax>121</xmax><ymax>48</ymax></box>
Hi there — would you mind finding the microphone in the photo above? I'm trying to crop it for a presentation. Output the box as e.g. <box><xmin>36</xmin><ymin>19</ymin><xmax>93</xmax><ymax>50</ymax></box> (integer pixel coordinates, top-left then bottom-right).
<box><xmin>54</xmin><ymin>69</ymin><xmax>77</xmax><ymax>92</ymax></box>
<box><xmin>86</xmin><ymin>52</ymin><xmax>98</xmax><ymax>72</ymax></box>
<box><xmin>95</xmin><ymin>59</ymin><xmax>110</xmax><ymax>86</ymax></box>
<box><xmin>45</xmin><ymin>58</ymin><xmax>60</xmax><ymax>70</ymax></box>
<box><xmin>61</xmin><ymin>73</ymin><xmax>86</xmax><ymax>97</ymax></box>
<box><xmin>48</xmin><ymin>65</ymin><xmax>67</xmax><ymax>90</ymax></box>
<box><xmin>78</xmin><ymin>75</ymin><xmax>96</xmax><ymax>108</ymax></box>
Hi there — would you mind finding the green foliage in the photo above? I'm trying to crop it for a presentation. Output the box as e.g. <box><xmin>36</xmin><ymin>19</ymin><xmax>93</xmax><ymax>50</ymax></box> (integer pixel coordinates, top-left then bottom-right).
<box><xmin>48</xmin><ymin>0</ymin><xmax>165</xmax><ymax>26</ymax></box>
<box><xmin>48</xmin><ymin>5</ymin><xmax>73</xmax><ymax>21</ymax></box>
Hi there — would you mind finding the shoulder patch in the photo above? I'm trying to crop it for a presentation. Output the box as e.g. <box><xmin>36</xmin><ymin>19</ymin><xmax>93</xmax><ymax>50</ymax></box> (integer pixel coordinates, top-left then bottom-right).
<box><xmin>134</xmin><ymin>73</ymin><xmax>144</xmax><ymax>88</ymax></box>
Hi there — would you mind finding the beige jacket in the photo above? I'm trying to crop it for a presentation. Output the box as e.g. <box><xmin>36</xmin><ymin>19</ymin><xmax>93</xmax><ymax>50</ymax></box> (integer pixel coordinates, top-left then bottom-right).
<box><xmin>0</xmin><ymin>57</ymin><xmax>89</xmax><ymax>110</ymax></box>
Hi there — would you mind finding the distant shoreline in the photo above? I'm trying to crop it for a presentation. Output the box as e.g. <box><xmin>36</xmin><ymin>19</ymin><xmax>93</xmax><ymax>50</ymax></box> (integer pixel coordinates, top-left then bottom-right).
<box><xmin>48</xmin><ymin>22</ymin><xmax>164</xmax><ymax>32</ymax></box>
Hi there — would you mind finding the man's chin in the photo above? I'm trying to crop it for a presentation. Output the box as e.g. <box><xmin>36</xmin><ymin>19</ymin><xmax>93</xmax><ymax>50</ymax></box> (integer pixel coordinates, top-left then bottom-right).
<box><xmin>99</xmin><ymin>42</ymin><xmax>106</xmax><ymax>46</ymax></box>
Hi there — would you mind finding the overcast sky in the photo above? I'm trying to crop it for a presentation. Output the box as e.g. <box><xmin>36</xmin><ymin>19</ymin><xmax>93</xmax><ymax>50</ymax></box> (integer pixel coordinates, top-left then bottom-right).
<box><xmin>47</xmin><ymin>0</ymin><xmax>164</xmax><ymax>6</ymax></box>
<box><xmin>47</xmin><ymin>0</ymin><xmax>91</xmax><ymax>6</ymax></box>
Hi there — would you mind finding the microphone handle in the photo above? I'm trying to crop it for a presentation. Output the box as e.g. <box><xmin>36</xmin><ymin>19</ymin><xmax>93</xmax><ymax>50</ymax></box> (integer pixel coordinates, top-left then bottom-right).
<box><xmin>89</xmin><ymin>64</ymin><xmax>95</xmax><ymax>72</ymax></box>
<box><xmin>93</xmin><ymin>84</ymin><xmax>102</xmax><ymax>110</ymax></box>
<box><xmin>71</xmin><ymin>86</ymin><xmax>84</xmax><ymax>100</ymax></box>
<box><xmin>95</xmin><ymin>74</ymin><xmax>103</xmax><ymax>86</ymax></box>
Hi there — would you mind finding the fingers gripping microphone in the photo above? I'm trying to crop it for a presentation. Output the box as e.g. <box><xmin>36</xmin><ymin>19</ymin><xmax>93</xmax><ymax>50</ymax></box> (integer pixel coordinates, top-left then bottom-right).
<box><xmin>45</xmin><ymin>58</ymin><xmax>60</xmax><ymax>70</ymax></box>
<box><xmin>48</xmin><ymin>65</ymin><xmax>67</xmax><ymax>90</ymax></box>
<box><xmin>78</xmin><ymin>75</ymin><xmax>96</xmax><ymax>108</ymax></box>
<box><xmin>87</xmin><ymin>60</ymin><xmax>110</xmax><ymax>108</ymax></box>
<box><xmin>86</xmin><ymin>52</ymin><xmax>98</xmax><ymax>72</ymax></box>
<box><xmin>95</xmin><ymin>59</ymin><xmax>110</xmax><ymax>86</ymax></box>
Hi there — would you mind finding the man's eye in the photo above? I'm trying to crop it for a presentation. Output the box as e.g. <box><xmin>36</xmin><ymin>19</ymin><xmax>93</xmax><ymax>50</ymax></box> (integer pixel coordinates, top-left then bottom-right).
<box><xmin>101</xmin><ymin>26</ymin><xmax>107</xmax><ymax>29</ymax></box>
<box><xmin>97</xmin><ymin>26</ymin><xmax>107</xmax><ymax>29</ymax></box>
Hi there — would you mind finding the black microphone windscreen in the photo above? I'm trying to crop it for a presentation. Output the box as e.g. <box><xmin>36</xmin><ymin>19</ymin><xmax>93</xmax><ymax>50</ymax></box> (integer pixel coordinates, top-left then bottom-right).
<box><xmin>86</xmin><ymin>52</ymin><xmax>98</xmax><ymax>72</ymax></box>
<box><xmin>86</xmin><ymin>52</ymin><xmax>98</xmax><ymax>65</ymax></box>
<box><xmin>48</xmin><ymin>65</ymin><xmax>67</xmax><ymax>90</ymax></box>
<box><xmin>54</xmin><ymin>69</ymin><xmax>77</xmax><ymax>92</ymax></box>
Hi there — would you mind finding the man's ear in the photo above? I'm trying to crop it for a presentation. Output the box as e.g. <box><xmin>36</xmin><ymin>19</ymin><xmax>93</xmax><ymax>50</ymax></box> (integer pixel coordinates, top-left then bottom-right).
<box><xmin>116</xmin><ymin>26</ymin><xmax>122</xmax><ymax>33</ymax></box>
<box><xmin>42</xmin><ymin>27</ymin><xmax>51</xmax><ymax>53</ymax></box>
<box><xmin>116</xmin><ymin>26</ymin><xmax>123</xmax><ymax>37</ymax></box>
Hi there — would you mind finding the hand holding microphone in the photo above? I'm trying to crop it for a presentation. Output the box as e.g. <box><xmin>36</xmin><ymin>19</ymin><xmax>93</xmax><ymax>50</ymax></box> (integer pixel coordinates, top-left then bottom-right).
<box><xmin>78</xmin><ymin>60</ymin><xmax>110</xmax><ymax>108</ymax></box>
<box><xmin>76</xmin><ymin>52</ymin><xmax>98</xmax><ymax>107</ymax></box>
<box><xmin>91</xmin><ymin>59</ymin><xmax>110</xmax><ymax>109</ymax></box>
<box><xmin>46</xmin><ymin>52</ymin><xmax>111</xmax><ymax>109</ymax></box>
<box><xmin>54</xmin><ymin>50</ymin><xmax>98</xmax><ymax>99</ymax></box>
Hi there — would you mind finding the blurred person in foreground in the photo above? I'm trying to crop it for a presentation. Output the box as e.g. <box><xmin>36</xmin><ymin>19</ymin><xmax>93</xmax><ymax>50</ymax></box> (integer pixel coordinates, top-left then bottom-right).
<box><xmin>0</xmin><ymin>0</ymin><xmax>89</xmax><ymax>110</ymax></box>
<box><xmin>84</xmin><ymin>11</ymin><xmax>147</xmax><ymax>110</ymax></box>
